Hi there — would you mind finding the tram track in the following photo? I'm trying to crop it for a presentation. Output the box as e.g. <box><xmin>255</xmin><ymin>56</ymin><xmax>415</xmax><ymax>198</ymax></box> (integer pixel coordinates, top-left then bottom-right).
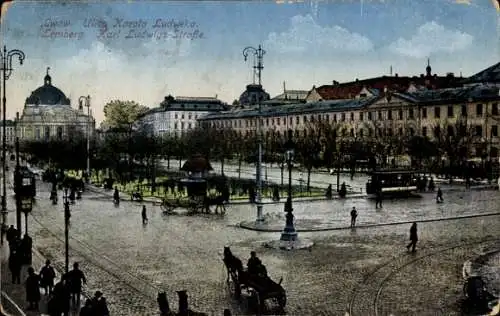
<box><xmin>347</xmin><ymin>237</ymin><xmax>499</xmax><ymax>316</ymax></box>
<box><xmin>29</xmin><ymin>211</ymin><xmax>163</xmax><ymax>314</ymax></box>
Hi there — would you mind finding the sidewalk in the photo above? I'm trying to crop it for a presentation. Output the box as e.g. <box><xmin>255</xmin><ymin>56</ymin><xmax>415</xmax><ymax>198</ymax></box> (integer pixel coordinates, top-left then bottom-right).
<box><xmin>1</xmin><ymin>246</ymin><xmax>87</xmax><ymax>316</ymax></box>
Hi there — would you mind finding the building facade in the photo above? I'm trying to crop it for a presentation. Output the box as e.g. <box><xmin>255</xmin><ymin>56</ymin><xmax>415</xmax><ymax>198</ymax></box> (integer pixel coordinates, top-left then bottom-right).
<box><xmin>198</xmin><ymin>85</ymin><xmax>500</xmax><ymax>158</ymax></box>
<box><xmin>17</xmin><ymin>68</ymin><xmax>95</xmax><ymax>142</ymax></box>
<box><xmin>0</xmin><ymin>120</ymin><xmax>16</xmax><ymax>147</ymax></box>
<box><xmin>137</xmin><ymin>95</ymin><xmax>228</xmax><ymax>136</ymax></box>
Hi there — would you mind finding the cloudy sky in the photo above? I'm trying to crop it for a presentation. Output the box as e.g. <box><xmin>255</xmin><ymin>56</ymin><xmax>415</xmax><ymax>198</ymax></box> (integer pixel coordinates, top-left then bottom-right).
<box><xmin>1</xmin><ymin>0</ymin><xmax>499</xmax><ymax>124</ymax></box>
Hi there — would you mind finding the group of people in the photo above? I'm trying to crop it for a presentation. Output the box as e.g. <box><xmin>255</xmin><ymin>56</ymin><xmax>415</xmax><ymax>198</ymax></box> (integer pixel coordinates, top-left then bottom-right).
<box><xmin>6</xmin><ymin>226</ymin><xmax>32</xmax><ymax>284</ymax></box>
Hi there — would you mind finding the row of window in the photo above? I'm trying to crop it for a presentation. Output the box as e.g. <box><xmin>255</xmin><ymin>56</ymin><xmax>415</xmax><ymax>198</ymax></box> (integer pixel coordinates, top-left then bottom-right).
<box><xmin>239</xmin><ymin>124</ymin><xmax>500</xmax><ymax>139</ymax></box>
<box><xmin>173</xmin><ymin>122</ymin><xmax>193</xmax><ymax>130</ymax></box>
<box><xmin>174</xmin><ymin>113</ymin><xmax>200</xmax><ymax>120</ymax></box>
<box><xmin>209</xmin><ymin>103</ymin><xmax>500</xmax><ymax>130</ymax></box>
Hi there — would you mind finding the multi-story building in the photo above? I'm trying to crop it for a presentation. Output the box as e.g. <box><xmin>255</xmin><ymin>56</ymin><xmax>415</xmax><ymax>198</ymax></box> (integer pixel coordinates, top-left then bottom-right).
<box><xmin>198</xmin><ymin>82</ymin><xmax>500</xmax><ymax>158</ymax></box>
<box><xmin>0</xmin><ymin>120</ymin><xmax>16</xmax><ymax>147</ymax></box>
<box><xmin>17</xmin><ymin>68</ymin><xmax>95</xmax><ymax>141</ymax></box>
<box><xmin>137</xmin><ymin>95</ymin><xmax>228</xmax><ymax>136</ymax></box>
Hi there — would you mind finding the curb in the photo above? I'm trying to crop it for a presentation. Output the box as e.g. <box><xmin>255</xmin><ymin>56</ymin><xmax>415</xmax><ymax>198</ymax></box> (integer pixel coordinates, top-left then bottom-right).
<box><xmin>0</xmin><ymin>291</ymin><xmax>27</xmax><ymax>316</ymax></box>
<box><xmin>239</xmin><ymin>211</ymin><xmax>500</xmax><ymax>233</ymax></box>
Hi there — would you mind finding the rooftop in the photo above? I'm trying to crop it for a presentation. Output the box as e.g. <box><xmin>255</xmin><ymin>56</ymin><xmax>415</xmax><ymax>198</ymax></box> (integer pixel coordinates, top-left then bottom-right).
<box><xmin>462</xmin><ymin>62</ymin><xmax>500</xmax><ymax>84</ymax></box>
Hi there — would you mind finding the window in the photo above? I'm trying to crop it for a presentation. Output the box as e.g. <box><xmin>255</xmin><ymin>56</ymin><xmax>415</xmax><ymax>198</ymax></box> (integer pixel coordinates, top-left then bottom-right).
<box><xmin>388</xmin><ymin>110</ymin><xmax>392</xmax><ymax>120</ymax></box>
<box><xmin>325</xmin><ymin>114</ymin><xmax>329</xmax><ymax>121</ymax></box>
<box><xmin>387</xmin><ymin>129</ymin><xmax>393</xmax><ymax>136</ymax></box>
<box><xmin>181</xmin><ymin>114</ymin><xmax>185</xmax><ymax>119</ymax></box>
<box><xmin>359</xmin><ymin>112</ymin><xmax>364</xmax><ymax>121</ymax></box>
<box><xmin>44</xmin><ymin>126</ymin><xmax>50</xmax><ymax>140</ymax></box>
<box><xmin>57</xmin><ymin>126</ymin><xmax>63</xmax><ymax>140</ymax></box>
<box><xmin>492</xmin><ymin>125</ymin><xmax>498</xmax><ymax>137</ymax></box>
<box><xmin>296</xmin><ymin>116</ymin><xmax>300</xmax><ymax>124</ymax></box>
<box><xmin>289</xmin><ymin>117</ymin><xmax>292</xmax><ymax>125</ymax></box>
<box><xmin>310</xmin><ymin>115</ymin><xmax>315</xmax><ymax>122</ymax></box>
<box><xmin>341</xmin><ymin>113</ymin><xmax>346</xmax><ymax>121</ymax></box>
<box><xmin>266</xmin><ymin>118</ymin><xmax>269</xmax><ymax>126</ymax></box>
<box><xmin>398</xmin><ymin>109</ymin><xmax>403</xmax><ymax>120</ymax></box>
<box><xmin>188</xmin><ymin>123</ymin><xmax>192</xmax><ymax>129</ymax></box>
<box><xmin>422</xmin><ymin>108</ymin><xmax>427</xmax><ymax>119</ymax></box>
<box><xmin>492</xmin><ymin>103</ymin><xmax>499</xmax><ymax>116</ymax></box>
<box><xmin>350</xmin><ymin>128</ymin><xmax>354</xmax><ymax>136</ymax></box>
<box><xmin>35</xmin><ymin>127</ymin><xmax>40</xmax><ymax>140</ymax></box>
<box><xmin>409</xmin><ymin>109</ymin><xmax>414</xmax><ymax>119</ymax></box>
<box><xmin>461</xmin><ymin>105</ymin><xmax>467</xmax><ymax>116</ymax></box>
<box><xmin>475</xmin><ymin>125</ymin><xmax>483</xmax><ymax>137</ymax></box>
<box><xmin>175</xmin><ymin>114</ymin><xmax>178</xmax><ymax>119</ymax></box>
<box><xmin>350</xmin><ymin>113</ymin><xmax>354</xmax><ymax>121</ymax></box>
<box><xmin>368</xmin><ymin>112</ymin><xmax>372</xmax><ymax>120</ymax></box>
<box><xmin>447</xmin><ymin>106</ymin><xmax>454</xmax><ymax>118</ymax></box>
<box><xmin>188</xmin><ymin>113</ymin><xmax>192</xmax><ymax>119</ymax></box>
<box><xmin>422</xmin><ymin>126</ymin><xmax>427</xmax><ymax>137</ymax></box>
<box><xmin>409</xmin><ymin>128</ymin><xmax>415</xmax><ymax>136</ymax></box>
<box><xmin>398</xmin><ymin>128</ymin><xmax>403</xmax><ymax>135</ymax></box>
<box><xmin>276</xmin><ymin>118</ymin><xmax>280</xmax><ymax>126</ymax></box>
<box><xmin>368</xmin><ymin>128</ymin><xmax>373</xmax><ymax>137</ymax></box>
<box><xmin>174</xmin><ymin>122</ymin><xmax>178</xmax><ymax>129</ymax></box>
<box><xmin>378</xmin><ymin>111</ymin><xmax>383</xmax><ymax>120</ymax></box>
<box><xmin>359</xmin><ymin>129</ymin><xmax>364</xmax><ymax>137</ymax></box>
<box><xmin>333</xmin><ymin>114</ymin><xmax>337</xmax><ymax>122</ymax></box>
<box><xmin>434</xmin><ymin>107</ymin><xmax>441</xmax><ymax>118</ymax></box>
<box><xmin>476</xmin><ymin>104</ymin><xmax>483</xmax><ymax>117</ymax></box>
<box><xmin>303</xmin><ymin>116</ymin><xmax>307</xmax><ymax>124</ymax></box>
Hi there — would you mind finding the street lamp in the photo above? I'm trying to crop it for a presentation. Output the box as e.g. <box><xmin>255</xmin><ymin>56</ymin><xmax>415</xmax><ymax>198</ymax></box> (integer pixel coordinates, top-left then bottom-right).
<box><xmin>281</xmin><ymin>129</ymin><xmax>298</xmax><ymax>242</ymax></box>
<box><xmin>243</xmin><ymin>44</ymin><xmax>265</xmax><ymax>222</ymax></box>
<box><xmin>0</xmin><ymin>46</ymin><xmax>25</xmax><ymax>244</ymax></box>
<box><xmin>79</xmin><ymin>95</ymin><xmax>91</xmax><ymax>183</ymax></box>
<box><xmin>63</xmin><ymin>187</ymin><xmax>71</xmax><ymax>274</ymax></box>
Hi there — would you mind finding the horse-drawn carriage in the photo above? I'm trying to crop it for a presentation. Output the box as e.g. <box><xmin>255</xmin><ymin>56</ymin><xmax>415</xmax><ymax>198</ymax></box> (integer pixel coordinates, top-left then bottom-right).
<box><xmin>159</xmin><ymin>194</ymin><xmax>226</xmax><ymax>215</ymax></box>
<box><xmin>222</xmin><ymin>247</ymin><xmax>286</xmax><ymax>312</ymax></box>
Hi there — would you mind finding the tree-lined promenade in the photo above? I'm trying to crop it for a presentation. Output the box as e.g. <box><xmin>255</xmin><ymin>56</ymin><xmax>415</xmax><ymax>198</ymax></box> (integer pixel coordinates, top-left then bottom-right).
<box><xmin>19</xmin><ymin>100</ymin><xmax>500</xmax><ymax>194</ymax></box>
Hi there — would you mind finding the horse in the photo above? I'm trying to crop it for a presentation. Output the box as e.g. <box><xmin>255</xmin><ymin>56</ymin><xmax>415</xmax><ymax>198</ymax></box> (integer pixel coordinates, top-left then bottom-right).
<box><xmin>223</xmin><ymin>247</ymin><xmax>243</xmax><ymax>283</ymax></box>
<box><xmin>204</xmin><ymin>195</ymin><xmax>227</xmax><ymax>214</ymax></box>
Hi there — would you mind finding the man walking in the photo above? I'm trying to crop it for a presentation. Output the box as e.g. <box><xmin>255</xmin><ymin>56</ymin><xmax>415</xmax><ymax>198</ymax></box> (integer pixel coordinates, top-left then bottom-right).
<box><xmin>66</xmin><ymin>262</ymin><xmax>86</xmax><ymax>309</ymax></box>
<box><xmin>39</xmin><ymin>259</ymin><xmax>56</xmax><ymax>295</ymax></box>
<box><xmin>406</xmin><ymin>222</ymin><xmax>418</xmax><ymax>252</ymax></box>
<box><xmin>350</xmin><ymin>207</ymin><xmax>358</xmax><ymax>228</ymax></box>
<box><xmin>375</xmin><ymin>188</ymin><xmax>383</xmax><ymax>208</ymax></box>
<box><xmin>8</xmin><ymin>248</ymin><xmax>22</xmax><ymax>284</ymax></box>
<box><xmin>142</xmin><ymin>205</ymin><xmax>148</xmax><ymax>224</ymax></box>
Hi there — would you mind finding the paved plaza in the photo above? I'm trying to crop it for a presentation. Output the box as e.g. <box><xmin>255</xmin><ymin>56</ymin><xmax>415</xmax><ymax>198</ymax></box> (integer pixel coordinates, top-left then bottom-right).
<box><xmin>1</xmin><ymin>177</ymin><xmax>500</xmax><ymax>315</ymax></box>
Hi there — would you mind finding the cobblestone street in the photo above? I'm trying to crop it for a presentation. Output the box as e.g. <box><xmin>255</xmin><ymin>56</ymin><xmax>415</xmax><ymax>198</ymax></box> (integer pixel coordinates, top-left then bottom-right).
<box><xmin>2</xmin><ymin>180</ymin><xmax>500</xmax><ymax>315</ymax></box>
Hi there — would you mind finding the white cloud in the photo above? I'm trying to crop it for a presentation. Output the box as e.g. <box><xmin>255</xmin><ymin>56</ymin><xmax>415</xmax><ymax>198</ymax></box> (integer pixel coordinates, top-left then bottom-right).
<box><xmin>264</xmin><ymin>14</ymin><xmax>373</xmax><ymax>54</ymax></box>
<box><xmin>388</xmin><ymin>21</ymin><xmax>474</xmax><ymax>58</ymax></box>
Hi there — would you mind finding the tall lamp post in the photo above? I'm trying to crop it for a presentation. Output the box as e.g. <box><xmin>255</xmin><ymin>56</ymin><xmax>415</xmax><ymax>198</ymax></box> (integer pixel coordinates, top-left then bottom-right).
<box><xmin>1</xmin><ymin>46</ymin><xmax>25</xmax><ymax>240</ymax></box>
<box><xmin>243</xmin><ymin>44</ymin><xmax>265</xmax><ymax>222</ymax></box>
<box><xmin>281</xmin><ymin>129</ymin><xmax>298</xmax><ymax>242</ymax></box>
<box><xmin>62</xmin><ymin>187</ymin><xmax>71</xmax><ymax>274</ymax></box>
<box><xmin>78</xmin><ymin>95</ymin><xmax>91</xmax><ymax>183</ymax></box>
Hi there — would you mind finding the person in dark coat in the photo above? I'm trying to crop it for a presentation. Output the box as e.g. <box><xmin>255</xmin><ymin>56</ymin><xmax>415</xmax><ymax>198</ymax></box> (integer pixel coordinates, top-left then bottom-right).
<box><xmin>247</xmin><ymin>251</ymin><xmax>262</xmax><ymax>275</ymax></box>
<box><xmin>406</xmin><ymin>222</ymin><xmax>418</xmax><ymax>252</ymax></box>
<box><xmin>20</xmin><ymin>234</ymin><xmax>33</xmax><ymax>264</ymax></box>
<box><xmin>91</xmin><ymin>291</ymin><xmax>110</xmax><ymax>316</ymax></box>
<box><xmin>375</xmin><ymin>187</ymin><xmax>383</xmax><ymax>208</ymax></box>
<box><xmin>66</xmin><ymin>262</ymin><xmax>86</xmax><ymax>309</ymax></box>
<box><xmin>79</xmin><ymin>299</ymin><xmax>93</xmax><ymax>316</ymax></box>
<box><xmin>142</xmin><ymin>205</ymin><xmax>148</xmax><ymax>224</ymax></box>
<box><xmin>6</xmin><ymin>225</ymin><xmax>16</xmax><ymax>248</ymax></box>
<box><xmin>9</xmin><ymin>248</ymin><xmax>22</xmax><ymax>284</ymax></box>
<box><xmin>25</xmin><ymin>267</ymin><xmax>41</xmax><ymax>310</ymax></box>
<box><xmin>52</xmin><ymin>276</ymin><xmax>71</xmax><ymax>316</ymax></box>
<box><xmin>39</xmin><ymin>259</ymin><xmax>56</xmax><ymax>295</ymax></box>
<box><xmin>350</xmin><ymin>207</ymin><xmax>358</xmax><ymax>228</ymax></box>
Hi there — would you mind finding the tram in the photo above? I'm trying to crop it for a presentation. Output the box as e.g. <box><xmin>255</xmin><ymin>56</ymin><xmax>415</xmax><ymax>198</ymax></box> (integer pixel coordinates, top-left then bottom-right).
<box><xmin>366</xmin><ymin>169</ymin><xmax>419</xmax><ymax>198</ymax></box>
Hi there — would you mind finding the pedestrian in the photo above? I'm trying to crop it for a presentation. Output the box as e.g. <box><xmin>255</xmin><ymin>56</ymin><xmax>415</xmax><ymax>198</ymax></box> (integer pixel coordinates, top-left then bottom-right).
<box><xmin>25</xmin><ymin>267</ymin><xmax>41</xmax><ymax>311</ymax></box>
<box><xmin>39</xmin><ymin>259</ymin><xmax>56</xmax><ymax>295</ymax></box>
<box><xmin>52</xmin><ymin>276</ymin><xmax>71</xmax><ymax>316</ymax></box>
<box><xmin>224</xmin><ymin>309</ymin><xmax>232</xmax><ymax>316</ymax></box>
<box><xmin>436</xmin><ymin>187</ymin><xmax>443</xmax><ymax>203</ymax></box>
<box><xmin>142</xmin><ymin>205</ymin><xmax>148</xmax><ymax>224</ymax></box>
<box><xmin>66</xmin><ymin>262</ymin><xmax>86</xmax><ymax>309</ymax></box>
<box><xmin>375</xmin><ymin>188</ymin><xmax>383</xmax><ymax>208</ymax></box>
<box><xmin>91</xmin><ymin>291</ymin><xmax>109</xmax><ymax>316</ymax></box>
<box><xmin>406</xmin><ymin>222</ymin><xmax>418</xmax><ymax>252</ymax></box>
<box><xmin>350</xmin><ymin>207</ymin><xmax>358</xmax><ymax>228</ymax></box>
<box><xmin>8</xmin><ymin>248</ymin><xmax>22</xmax><ymax>284</ymax></box>
<box><xmin>79</xmin><ymin>298</ymin><xmax>93</xmax><ymax>316</ymax></box>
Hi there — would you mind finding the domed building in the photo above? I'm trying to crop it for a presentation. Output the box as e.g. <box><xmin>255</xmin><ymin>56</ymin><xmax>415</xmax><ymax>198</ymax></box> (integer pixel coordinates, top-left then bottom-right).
<box><xmin>18</xmin><ymin>67</ymin><xmax>95</xmax><ymax>141</ymax></box>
